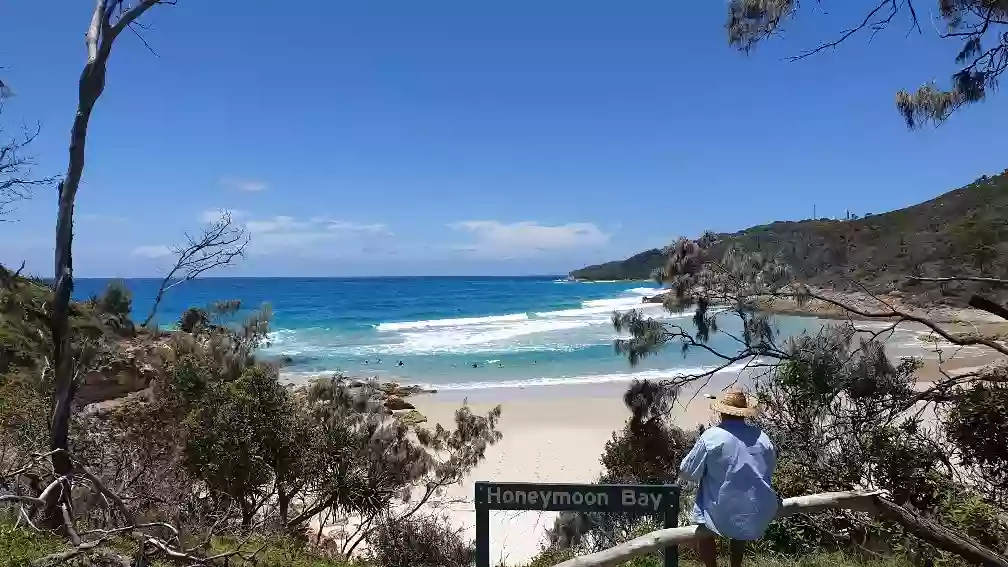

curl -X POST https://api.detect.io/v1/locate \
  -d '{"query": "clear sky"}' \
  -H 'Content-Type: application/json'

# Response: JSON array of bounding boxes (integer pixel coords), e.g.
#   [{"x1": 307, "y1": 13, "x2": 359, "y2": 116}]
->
[{"x1": 1, "y1": 1, "x2": 1005, "y2": 277}]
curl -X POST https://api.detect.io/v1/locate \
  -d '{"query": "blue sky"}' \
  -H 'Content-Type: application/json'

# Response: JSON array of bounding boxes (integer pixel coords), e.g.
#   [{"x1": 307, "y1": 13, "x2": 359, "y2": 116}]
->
[{"x1": 1, "y1": 1, "x2": 1006, "y2": 277}]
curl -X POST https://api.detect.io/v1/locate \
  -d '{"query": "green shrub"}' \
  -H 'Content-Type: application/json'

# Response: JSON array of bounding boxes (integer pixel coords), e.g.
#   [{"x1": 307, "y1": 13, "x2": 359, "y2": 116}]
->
[
  {"x1": 178, "y1": 306, "x2": 209, "y2": 333},
  {"x1": 944, "y1": 382, "x2": 1008, "y2": 494},
  {"x1": 96, "y1": 279, "x2": 135, "y2": 334},
  {"x1": 364, "y1": 514, "x2": 475, "y2": 567}
]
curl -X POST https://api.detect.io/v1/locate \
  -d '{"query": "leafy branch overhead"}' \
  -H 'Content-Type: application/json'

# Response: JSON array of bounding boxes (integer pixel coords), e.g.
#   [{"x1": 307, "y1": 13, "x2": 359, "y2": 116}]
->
[{"x1": 727, "y1": 0, "x2": 1008, "y2": 127}]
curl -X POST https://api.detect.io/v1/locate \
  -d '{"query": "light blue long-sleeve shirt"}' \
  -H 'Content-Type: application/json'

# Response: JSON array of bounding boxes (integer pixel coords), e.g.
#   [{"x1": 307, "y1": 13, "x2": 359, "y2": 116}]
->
[{"x1": 679, "y1": 419, "x2": 779, "y2": 540}]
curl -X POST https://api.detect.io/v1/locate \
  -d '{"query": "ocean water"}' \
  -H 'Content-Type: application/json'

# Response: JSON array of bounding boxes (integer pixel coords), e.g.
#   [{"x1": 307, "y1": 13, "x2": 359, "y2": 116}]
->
[{"x1": 71, "y1": 276, "x2": 881, "y2": 390}]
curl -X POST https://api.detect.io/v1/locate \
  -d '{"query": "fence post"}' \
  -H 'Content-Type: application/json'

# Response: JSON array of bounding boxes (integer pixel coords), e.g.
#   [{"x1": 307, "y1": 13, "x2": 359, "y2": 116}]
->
[
  {"x1": 664, "y1": 485, "x2": 680, "y2": 567},
  {"x1": 476, "y1": 482, "x2": 490, "y2": 567}
]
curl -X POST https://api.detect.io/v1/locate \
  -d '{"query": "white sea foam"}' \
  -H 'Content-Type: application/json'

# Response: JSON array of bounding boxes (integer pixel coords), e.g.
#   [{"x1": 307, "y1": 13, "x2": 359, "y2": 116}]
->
[
  {"x1": 626, "y1": 286, "x2": 664, "y2": 296},
  {"x1": 375, "y1": 313, "x2": 529, "y2": 331},
  {"x1": 281, "y1": 361, "x2": 754, "y2": 391},
  {"x1": 362, "y1": 288, "x2": 681, "y2": 355},
  {"x1": 269, "y1": 287, "x2": 693, "y2": 358}
]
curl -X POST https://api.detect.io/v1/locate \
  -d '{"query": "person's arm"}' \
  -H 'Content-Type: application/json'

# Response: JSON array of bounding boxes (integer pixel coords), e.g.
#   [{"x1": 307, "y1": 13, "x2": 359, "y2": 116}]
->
[
  {"x1": 767, "y1": 441, "x2": 778, "y2": 479},
  {"x1": 679, "y1": 438, "x2": 707, "y2": 483}
]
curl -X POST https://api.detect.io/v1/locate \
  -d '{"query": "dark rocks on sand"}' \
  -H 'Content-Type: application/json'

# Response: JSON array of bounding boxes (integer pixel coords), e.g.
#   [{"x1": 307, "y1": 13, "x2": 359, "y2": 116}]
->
[{"x1": 385, "y1": 397, "x2": 416, "y2": 411}]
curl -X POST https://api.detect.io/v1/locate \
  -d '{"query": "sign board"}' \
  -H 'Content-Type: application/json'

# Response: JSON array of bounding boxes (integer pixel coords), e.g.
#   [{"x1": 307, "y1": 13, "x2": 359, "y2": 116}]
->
[{"x1": 474, "y1": 482, "x2": 681, "y2": 567}]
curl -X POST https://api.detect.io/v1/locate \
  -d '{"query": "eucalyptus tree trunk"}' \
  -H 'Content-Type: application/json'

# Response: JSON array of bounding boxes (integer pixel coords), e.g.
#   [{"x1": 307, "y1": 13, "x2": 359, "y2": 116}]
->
[{"x1": 46, "y1": 0, "x2": 165, "y2": 529}]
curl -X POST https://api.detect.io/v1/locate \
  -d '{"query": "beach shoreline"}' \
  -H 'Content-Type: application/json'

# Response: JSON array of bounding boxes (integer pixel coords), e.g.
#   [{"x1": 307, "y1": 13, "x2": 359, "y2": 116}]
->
[
  {"x1": 367, "y1": 329, "x2": 1005, "y2": 565},
  {"x1": 276, "y1": 288, "x2": 1007, "y2": 565}
]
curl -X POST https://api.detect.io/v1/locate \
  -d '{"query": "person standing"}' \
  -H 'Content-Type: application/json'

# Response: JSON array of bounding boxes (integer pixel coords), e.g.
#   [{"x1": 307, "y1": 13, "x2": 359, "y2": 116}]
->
[{"x1": 679, "y1": 389, "x2": 779, "y2": 567}]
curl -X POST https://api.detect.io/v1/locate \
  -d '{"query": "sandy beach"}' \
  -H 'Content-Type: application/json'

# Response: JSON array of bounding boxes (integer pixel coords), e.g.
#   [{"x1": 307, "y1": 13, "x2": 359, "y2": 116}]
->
[
  {"x1": 408, "y1": 369, "x2": 773, "y2": 565},
  {"x1": 404, "y1": 329, "x2": 1005, "y2": 566}
]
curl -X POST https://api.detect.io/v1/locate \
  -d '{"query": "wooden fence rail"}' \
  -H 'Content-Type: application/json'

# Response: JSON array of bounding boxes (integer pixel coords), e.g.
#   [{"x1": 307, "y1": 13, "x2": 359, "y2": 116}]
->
[{"x1": 553, "y1": 491, "x2": 1008, "y2": 567}]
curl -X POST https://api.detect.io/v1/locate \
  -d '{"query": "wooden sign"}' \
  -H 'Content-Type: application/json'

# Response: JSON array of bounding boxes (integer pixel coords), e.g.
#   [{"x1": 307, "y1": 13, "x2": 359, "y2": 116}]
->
[{"x1": 474, "y1": 482, "x2": 681, "y2": 567}]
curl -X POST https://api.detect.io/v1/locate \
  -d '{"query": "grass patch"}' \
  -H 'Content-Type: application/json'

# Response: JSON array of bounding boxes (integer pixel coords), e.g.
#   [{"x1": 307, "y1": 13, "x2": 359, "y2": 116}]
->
[{"x1": 0, "y1": 521, "x2": 67, "y2": 567}]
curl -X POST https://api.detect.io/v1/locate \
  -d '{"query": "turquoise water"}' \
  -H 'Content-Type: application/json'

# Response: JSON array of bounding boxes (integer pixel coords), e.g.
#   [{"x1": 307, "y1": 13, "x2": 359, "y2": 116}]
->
[{"x1": 73, "y1": 276, "x2": 833, "y2": 389}]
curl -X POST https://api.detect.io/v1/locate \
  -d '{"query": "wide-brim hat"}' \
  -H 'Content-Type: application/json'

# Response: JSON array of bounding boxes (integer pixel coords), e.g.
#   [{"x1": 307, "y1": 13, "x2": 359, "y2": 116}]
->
[{"x1": 711, "y1": 388, "x2": 760, "y2": 417}]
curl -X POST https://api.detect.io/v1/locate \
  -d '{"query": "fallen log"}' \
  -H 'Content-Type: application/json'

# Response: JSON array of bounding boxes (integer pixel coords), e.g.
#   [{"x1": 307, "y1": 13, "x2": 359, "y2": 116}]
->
[{"x1": 553, "y1": 491, "x2": 1008, "y2": 567}]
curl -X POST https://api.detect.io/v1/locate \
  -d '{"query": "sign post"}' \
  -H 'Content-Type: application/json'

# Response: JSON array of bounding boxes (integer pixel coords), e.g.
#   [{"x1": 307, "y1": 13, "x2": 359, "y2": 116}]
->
[{"x1": 474, "y1": 482, "x2": 680, "y2": 567}]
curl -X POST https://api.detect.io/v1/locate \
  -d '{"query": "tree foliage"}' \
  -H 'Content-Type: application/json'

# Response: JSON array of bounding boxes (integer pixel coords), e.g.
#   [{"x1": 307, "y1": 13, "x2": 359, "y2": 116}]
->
[
  {"x1": 0, "y1": 276, "x2": 504, "y2": 565},
  {"x1": 603, "y1": 231, "x2": 1008, "y2": 563},
  {"x1": 726, "y1": 0, "x2": 1008, "y2": 127}
]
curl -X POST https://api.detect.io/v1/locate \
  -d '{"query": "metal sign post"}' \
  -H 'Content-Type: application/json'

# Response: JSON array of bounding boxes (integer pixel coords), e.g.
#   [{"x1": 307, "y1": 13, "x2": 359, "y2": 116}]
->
[{"x1": 474, "y1": 482, "x2": 680, "y2": 567}]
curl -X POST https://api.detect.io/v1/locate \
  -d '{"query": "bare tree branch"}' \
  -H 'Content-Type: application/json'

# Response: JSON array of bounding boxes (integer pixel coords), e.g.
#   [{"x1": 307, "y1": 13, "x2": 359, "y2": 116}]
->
[
  {"x1": 792, "y1": 286, "x2": 1008, "y2": 356},
  {"x1": 727, "y1": 0, "x2": 1008, "y2": 126},
  {"x1": 787, "y1": 0, "x2": 910, "y2": 61},
  {"x1": 0, "y1": 118, "x2": 56, "y2": 218},
  {"x1": 141, "y1": 211, "x2": 249, "y2": 327}
]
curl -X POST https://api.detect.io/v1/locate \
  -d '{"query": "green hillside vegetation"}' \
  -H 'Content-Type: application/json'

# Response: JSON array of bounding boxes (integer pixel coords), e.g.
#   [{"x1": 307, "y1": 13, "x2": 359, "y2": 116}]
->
[
  {"x1": 570, "y1": 249, "x2": 667, "y2": 281},
  {"x1": 571, "y1": 170, "x2": 1008, "y2": 305}
]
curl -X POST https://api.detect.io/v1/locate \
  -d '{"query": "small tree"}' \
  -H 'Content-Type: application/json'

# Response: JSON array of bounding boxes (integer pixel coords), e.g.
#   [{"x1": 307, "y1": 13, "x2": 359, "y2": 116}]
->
[
  {"x1": 266, "y1": 376, "x2": 502, "y2": 554},
  {"x1": 181, "y1": 360, "x2": 296, "y2": 528},
  {"x1": 548, "y1": 380, "x2": 703, "y2": 555},
  {"x1": 951, "y1": 215, "x2": 1001, "y2": 273}
]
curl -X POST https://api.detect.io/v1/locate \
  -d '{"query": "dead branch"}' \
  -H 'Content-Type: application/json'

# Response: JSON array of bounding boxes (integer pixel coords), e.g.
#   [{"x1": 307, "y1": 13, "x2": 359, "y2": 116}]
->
[
  {"x1": 31, "y1": 539, "x2": 117, "y2": 567},
  {"x1": 3, "y1": 448, "x2": 253, "y2": 566},
  {"x1": 0, "y1": 121, "x2": 56, "y2": 217},
  {"x1": 554, "y1": 491, "x2": 1008, "y2": 567},
  {"x1": 788, "y1": 0, "x2": 914, "y2": 61},
  {"x1": 141, "y1": 210, "x2": 249, "y2": 327}
]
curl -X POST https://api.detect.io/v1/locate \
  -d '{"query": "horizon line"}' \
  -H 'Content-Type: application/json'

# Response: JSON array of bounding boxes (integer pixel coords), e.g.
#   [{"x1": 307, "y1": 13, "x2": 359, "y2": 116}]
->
[{"x1": 71, "y1": 274, "x2": 577, "y2": 280}]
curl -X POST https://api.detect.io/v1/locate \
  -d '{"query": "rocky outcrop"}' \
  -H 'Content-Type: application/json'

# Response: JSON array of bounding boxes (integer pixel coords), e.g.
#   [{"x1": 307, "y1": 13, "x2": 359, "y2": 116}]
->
[
  {"x1": 336, "y1": 378, "x2": 436, "y2": 415},
  {"x1": 76, "y1": 338, "x2": 165, "y2": 405},
  {"x1": 643, "y1": 292, "x2": 670, "y2": 304},
  {"x1": 396, "y1": 409, "x2": 428, "y2": 426}
]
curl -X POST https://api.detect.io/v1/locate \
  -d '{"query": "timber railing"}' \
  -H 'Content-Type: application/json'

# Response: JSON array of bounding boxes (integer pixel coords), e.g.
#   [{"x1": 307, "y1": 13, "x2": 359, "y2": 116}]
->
[{"x1": 551, "y1": 491, "x2": 1008, "y2": 567}]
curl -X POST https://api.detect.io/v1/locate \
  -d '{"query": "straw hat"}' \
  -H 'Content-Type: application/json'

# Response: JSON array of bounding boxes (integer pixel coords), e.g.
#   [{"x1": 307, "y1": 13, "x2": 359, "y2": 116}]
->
[{"x1": 711, "y1": 388, "x2": 760, "y2": 418}]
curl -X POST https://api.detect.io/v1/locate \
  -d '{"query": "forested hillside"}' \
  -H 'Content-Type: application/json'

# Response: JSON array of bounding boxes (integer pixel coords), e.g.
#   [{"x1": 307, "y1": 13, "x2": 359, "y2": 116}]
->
[
  {"x1": 568, "y1": 249, "x2": 666, "y2": 281},
  {"x1": 572, "y1": 171, "x2": 1008, "y2": 304}
]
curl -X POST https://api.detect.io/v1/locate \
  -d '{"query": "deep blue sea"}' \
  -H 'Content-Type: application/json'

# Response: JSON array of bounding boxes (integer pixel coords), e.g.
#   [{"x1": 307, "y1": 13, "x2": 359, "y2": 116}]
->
[{"x1": 72, "y1": 276, "x2": 843, "y2": 390}]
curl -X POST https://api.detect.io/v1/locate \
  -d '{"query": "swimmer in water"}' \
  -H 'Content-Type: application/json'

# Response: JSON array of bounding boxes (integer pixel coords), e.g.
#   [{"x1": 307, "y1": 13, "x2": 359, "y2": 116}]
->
[
  {"x1": 397, "y1": 360, "x2": 404, "y2": 367},
  {"x1": 472, "y1": 363, "x2": 478, "y2": 368}
]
